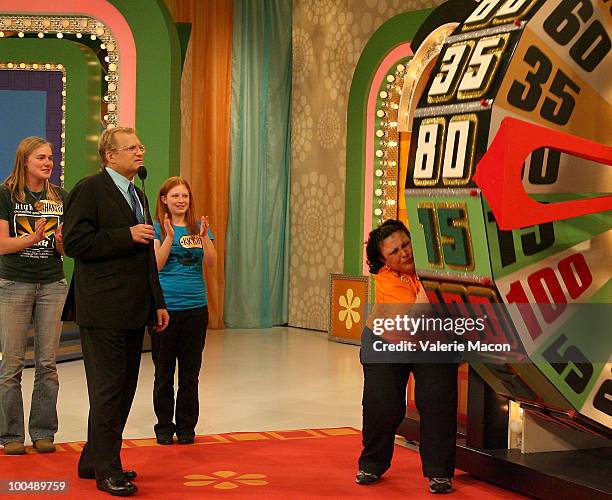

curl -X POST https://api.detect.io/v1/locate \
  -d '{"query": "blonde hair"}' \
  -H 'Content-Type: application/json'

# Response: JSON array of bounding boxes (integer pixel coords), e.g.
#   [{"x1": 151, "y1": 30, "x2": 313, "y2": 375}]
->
[
  {"x1": 3, "y1": 136, "x2": 61, "y2": 203},
  {"x1": 97, "y1": 126, "x2": 136, "y2": 166},
  {"x1": 155, "y1": 177, "x2": 199, "y2": 239}
]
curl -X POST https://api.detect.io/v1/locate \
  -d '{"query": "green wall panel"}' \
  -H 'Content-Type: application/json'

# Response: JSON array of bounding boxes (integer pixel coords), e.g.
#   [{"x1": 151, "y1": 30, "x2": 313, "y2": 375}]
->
[
  {"x1": 108, "y1": 0, "x2": 182, "y2": 197},
  {"x1": 344, "y1": 9, "x2": 433, "y2": 275}
]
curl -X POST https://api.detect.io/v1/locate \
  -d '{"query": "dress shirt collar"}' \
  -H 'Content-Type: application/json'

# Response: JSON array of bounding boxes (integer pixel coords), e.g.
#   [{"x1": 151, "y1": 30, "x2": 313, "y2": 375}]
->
[{"x1": 105, "y1": 166, "x2": 135, "y2": 195}]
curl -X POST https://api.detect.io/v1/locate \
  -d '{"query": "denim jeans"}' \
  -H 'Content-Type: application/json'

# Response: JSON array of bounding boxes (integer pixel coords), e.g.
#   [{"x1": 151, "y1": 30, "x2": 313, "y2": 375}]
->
[{"x1": 0, "y1": 278, "x2": 67, "y2": 444}]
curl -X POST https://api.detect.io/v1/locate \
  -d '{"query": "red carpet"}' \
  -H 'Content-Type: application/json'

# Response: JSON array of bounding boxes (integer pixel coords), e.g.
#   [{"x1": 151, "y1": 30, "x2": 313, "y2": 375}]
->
[{"x1": 0, "y1": 428, "x2": 525, "y2": 498}]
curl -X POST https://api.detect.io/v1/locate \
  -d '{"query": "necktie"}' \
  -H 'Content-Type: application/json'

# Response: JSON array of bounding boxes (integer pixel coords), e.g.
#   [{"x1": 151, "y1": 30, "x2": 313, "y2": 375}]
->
[{"x1": 128, "y1": 183, "x2": 145, "y2": 224}]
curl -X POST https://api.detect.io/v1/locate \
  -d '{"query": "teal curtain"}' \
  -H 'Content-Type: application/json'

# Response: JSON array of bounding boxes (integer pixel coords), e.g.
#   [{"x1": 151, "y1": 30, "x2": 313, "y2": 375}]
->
[{"x1": 225, "y1": 0, "x2": 292, "y2": 327}]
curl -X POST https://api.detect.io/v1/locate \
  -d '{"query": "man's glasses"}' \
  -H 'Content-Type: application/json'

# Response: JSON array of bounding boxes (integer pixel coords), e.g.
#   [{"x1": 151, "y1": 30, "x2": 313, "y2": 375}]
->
[{"x1": 114, "y1": 144, "x2": 146, "y2": 154}]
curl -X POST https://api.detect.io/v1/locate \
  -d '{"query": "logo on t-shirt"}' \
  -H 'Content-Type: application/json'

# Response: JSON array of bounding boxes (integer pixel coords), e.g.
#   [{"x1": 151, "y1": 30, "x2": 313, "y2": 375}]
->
[
  {"x1": 34, "y1": 199, "x2": 63, "y2": 216},
  {"x1": 15, "y1": 215, "x2": 59, "y2": 240},
  {"x1": 179, "y1": 234, "x2": 203, "y2": 249},
  {"x1": 12, "y1": 199, "x2": 62, "y2": 256}
]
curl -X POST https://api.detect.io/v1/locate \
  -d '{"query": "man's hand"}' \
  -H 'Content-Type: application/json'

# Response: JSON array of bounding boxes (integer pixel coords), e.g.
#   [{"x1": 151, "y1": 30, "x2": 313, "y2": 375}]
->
[
  {"x1": 130, "y1": 224, "x2": 154, "y2": 244},
  {"x1": 155, "y1": 309, "x2": 170, "y2": 332},
  {"x1": 55, "y1": 222, "x2": 63, "y2": 243},
  {"x1": 55, "y1": 222, "x2": 65, "y2": 254}
]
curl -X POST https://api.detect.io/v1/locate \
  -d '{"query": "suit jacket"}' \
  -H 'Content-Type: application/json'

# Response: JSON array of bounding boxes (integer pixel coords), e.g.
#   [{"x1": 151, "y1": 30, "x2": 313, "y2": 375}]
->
[{"x1": 62, "y1": 169, "x2": 165, "y2": 329}]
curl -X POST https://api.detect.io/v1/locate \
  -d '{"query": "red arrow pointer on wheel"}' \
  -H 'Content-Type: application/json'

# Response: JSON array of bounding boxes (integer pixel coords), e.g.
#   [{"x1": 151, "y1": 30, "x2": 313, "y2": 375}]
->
[{"x1": 473, "y1": 117, "x2": 612, "y2": 230}]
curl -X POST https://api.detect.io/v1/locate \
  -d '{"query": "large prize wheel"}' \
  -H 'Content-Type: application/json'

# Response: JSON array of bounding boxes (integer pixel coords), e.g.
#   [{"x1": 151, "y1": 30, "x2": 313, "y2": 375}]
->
[{"x1": 402, "y1": 0, "x2": 611, "y2": 437}]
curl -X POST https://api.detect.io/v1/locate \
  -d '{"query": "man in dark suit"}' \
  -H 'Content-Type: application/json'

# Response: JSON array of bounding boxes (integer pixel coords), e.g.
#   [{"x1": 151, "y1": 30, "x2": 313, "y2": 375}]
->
[{"x1": 62, "y1": 127, "x2": 169, "y2": 497}]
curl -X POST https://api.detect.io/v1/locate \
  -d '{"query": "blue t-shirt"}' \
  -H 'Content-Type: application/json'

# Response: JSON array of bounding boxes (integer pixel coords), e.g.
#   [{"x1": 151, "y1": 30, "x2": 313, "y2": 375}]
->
[{"x1": 154, "y1": 222, "x2": 214, "y2": 312}]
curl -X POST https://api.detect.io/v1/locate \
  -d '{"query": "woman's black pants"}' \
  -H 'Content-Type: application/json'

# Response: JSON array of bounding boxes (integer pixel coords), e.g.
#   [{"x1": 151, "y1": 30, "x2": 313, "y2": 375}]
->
[
  {"x1": 359, "y1": 362, "x2": 459, "y2": 478},
  {"x1": 150, "y1": 306, "x2": 208, "y2": 439}
]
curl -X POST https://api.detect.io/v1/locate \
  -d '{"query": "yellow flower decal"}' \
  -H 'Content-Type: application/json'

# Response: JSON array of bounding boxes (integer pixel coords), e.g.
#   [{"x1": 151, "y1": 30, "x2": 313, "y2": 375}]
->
[
  {"x1": 338, "y1": 288, "x2": 360, "y2": 329},
  {"x1": 184, "y1": 471, "x2": 268, "y2": 489}
]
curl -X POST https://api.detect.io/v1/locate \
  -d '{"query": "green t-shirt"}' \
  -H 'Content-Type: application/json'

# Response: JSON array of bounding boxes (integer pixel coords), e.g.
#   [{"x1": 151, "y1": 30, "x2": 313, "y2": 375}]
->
[{"x1": 0, "y1": 184, "x2": 67, "y2": 283}]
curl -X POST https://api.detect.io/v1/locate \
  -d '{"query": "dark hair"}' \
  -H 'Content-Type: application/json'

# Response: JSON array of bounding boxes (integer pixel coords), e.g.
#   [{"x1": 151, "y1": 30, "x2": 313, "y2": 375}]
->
[{"x1": 365, "y1": 219, "x2": 410, "y2": 274}]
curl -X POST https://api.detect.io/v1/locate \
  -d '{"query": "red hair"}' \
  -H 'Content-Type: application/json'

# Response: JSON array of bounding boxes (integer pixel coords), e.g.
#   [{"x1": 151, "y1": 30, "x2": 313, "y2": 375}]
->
[{"x1": 155, "y1": 176, "x2": 198, "y2": 238}]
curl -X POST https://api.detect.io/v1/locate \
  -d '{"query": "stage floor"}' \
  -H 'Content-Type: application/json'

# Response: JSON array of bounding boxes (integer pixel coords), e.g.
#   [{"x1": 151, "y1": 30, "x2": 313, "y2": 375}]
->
[{"x1": 19, "y1": 327, "x2": 365, "y2": 444}]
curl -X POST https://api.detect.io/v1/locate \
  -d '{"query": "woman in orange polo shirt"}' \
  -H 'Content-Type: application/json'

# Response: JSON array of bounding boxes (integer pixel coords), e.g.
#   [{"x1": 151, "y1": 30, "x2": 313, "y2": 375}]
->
[{"x1": 356, "y1": 219, "x2": 458, "y2": 495}]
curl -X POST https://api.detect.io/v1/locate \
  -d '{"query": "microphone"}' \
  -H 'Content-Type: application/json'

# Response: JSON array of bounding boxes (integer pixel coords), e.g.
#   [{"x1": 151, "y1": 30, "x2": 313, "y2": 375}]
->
[
  {"x1": 137, "y1": 166, "x2": 152, "y2": 225},
  {"x1": 137, "y1": 165, "x2": 147, "y2": 181}
]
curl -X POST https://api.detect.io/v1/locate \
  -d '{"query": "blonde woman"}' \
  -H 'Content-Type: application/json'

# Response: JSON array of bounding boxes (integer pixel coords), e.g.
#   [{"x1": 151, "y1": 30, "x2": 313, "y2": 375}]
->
[
  {"x1": 0, "y1": 137, "x2": 67, "y2": 455},
  {"x1": 152, "y1": 177, "x2": 216, "y2": 445}
]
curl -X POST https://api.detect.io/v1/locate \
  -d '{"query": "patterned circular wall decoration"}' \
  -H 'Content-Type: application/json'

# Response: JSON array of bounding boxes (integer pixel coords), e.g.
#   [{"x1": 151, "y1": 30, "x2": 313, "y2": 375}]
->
[
  {"x1": 291, "y1": 171, "x2": 342, "y2": 281},
  {"x1": 316, "y1": 108, "x2": 340, "y2": 150},
  {"x1": 322, "y1": 20, "x2": 361, "y2": 101},
  {"x1": 292, "y1": 26, "x2": 314, "y2": 86},
  {"x1": 303, "y1": 0, "x2": 337, "y2": 26},
  {"x1": 291, "y1": 93, "x2": 313, "y2": 164},
  {"x1": 288, "y1": 283, "x2": 328, "y2": 332}
]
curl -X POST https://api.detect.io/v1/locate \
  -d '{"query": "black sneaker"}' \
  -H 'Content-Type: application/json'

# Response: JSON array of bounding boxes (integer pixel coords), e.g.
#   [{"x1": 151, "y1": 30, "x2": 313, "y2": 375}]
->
[
  {"x1": 429, "y1": 477, "x2": 452, "y2": 494},
  {"x1": 355, "y1": 470, "x2": 380, "y2": 485}
]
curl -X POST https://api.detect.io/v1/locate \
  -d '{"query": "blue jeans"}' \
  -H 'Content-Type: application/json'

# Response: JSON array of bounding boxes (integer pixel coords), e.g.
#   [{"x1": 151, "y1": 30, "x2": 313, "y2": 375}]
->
[{"x1": 0, "y1": 279, "x2": 67, "y2": 444}]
